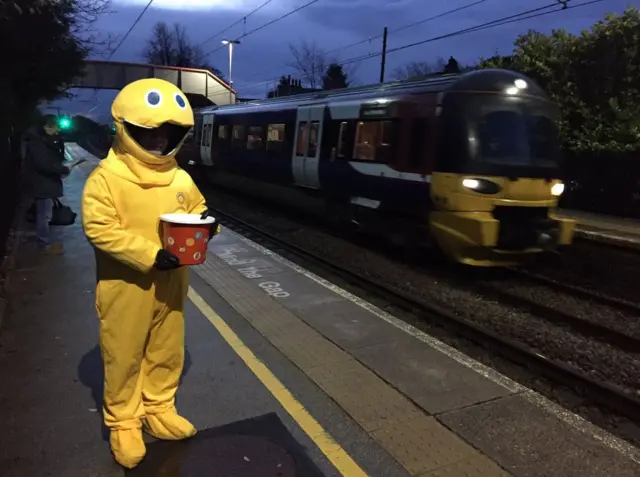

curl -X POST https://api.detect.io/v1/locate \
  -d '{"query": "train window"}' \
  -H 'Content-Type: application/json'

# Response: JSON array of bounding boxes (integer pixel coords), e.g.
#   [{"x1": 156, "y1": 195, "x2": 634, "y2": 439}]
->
[
  {"x1": 477, "y1": 111, "x2": 529, "y2": 164},
  {"x1": 410, "y1": 119, "x2": 428, "y2": 169},
  {"x1": 528, "y1": 115, "x2": 560, "y2": 163},
  {"x1": 194, "y1": 117, "x2": 203, "y2": 144},
  {"x1": 201, "y1": 124, "x2": 208, "y2": 146},
  {"x1": 247, "y1": 126, "x2": 264, "y2": 150},
  {"x1": 218, "y1": 125, "x2": 229, "y2": 140},
  {"x1": 203, "y1": 124, "x2": 212, "y2": 147},
  {"x1": 231, "y1": 125, "x2": 245, "y2": 148},
  {"x1": 296, "y1": 121, "x2": 308, "y2": 156},
  {"x1": 308, "y1": 121, "x2": 319, "y2": 157},
  {"x1": 353, "y1": 120, "x2": 394, "y2": 162},
  {"x1": 337, "y1": 121, "x2": 348, "y2": 158},
  {"x1": 267, "y1": 124, "x2": 285, "y2": 152}
]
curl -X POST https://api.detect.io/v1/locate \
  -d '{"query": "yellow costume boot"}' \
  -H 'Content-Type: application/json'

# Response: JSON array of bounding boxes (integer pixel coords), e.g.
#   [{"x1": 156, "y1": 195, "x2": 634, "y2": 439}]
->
[
  {"x1": 110, "y1": 427, "x2": 146, "y2": 469},
  {"x1": 143, "y1": 408, "x2": 197, "y2": 440}
]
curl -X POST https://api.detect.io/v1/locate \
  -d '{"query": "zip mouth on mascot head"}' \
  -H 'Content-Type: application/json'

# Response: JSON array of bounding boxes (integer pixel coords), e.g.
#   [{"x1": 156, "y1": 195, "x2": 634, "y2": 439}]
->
[{"x1": 111, "y1": 78, "x2": 195, "y2": 165}]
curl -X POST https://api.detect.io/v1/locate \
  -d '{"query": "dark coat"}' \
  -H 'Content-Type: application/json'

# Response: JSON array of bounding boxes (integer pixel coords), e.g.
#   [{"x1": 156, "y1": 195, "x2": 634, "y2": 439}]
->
[{"x1": 23, "y1": 127, "x2": 69, "y2": 199}]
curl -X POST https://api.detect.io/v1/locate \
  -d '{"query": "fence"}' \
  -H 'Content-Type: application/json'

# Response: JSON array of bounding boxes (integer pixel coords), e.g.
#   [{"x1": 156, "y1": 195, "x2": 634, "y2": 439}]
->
[
  {"x1": 0, "y1": 129, "x2": 22, "y2": 268},
  {"x1": 559, "y1": 152, "x2": 640, "y2": 218}
]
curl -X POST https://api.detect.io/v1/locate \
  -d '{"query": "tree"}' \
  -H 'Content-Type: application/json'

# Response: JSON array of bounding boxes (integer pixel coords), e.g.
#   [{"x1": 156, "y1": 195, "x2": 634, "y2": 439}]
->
[
  {"x1": 392, "y1": 58, "x2": 445, "y2": 81},
  {"x1": 443, "y1": 56, "x2": 460, "y2": 74},
  {"x1": 0, "y1": 0, "x2": 89, "y2": 132},
  {"x1": 287, "y1": 40, "x2": 332, "y2": 89},
  {"x1": 322, "y1": 63, "x2": 350, "y2": 90},
  {"x1": 3, "y1": 0, "x2": 113, "y2": 54},
  {"x1": 143, "y1": 22, "x2": 225, "y2": 80},
  {"x1": 477, "y1": 7, "x2": 640, "y2": 154}
]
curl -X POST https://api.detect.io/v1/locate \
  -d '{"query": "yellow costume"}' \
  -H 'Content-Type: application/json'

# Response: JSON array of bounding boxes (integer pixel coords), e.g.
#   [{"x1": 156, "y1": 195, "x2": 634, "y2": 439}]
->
[{"x1": 81, "y1": 78, "x2": 211, "y2": 469}]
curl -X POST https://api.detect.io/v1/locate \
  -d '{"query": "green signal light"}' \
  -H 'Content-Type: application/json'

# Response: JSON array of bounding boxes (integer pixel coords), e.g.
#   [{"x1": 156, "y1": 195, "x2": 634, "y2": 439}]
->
[{"x1": 59, "y1": 118, "x2": 71, "y2": 129}]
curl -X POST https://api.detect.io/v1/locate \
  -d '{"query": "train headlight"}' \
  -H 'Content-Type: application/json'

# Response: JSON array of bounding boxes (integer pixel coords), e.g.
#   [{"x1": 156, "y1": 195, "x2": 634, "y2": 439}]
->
[
  {"x1": 514, "y1": 79, "x2": 528, "y2": 89},
  {"x1": 462, "y1": 178, "x2": 501, "y2": 195},
  {"x1": 551, "y1": 183, "x2": 565, "y2": 197}
]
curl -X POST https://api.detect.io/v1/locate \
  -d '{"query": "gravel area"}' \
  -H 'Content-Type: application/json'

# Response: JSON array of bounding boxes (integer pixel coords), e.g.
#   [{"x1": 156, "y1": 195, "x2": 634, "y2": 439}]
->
[
  {"x1": 476, "y1": 275, "x2": 640, "y2": 342},
  {"x1": 201, "y1": 183, "x2": 640, "y2": 397},
  {"x1": 529, "y1": 240, "x2": 640, "y2": 304}
]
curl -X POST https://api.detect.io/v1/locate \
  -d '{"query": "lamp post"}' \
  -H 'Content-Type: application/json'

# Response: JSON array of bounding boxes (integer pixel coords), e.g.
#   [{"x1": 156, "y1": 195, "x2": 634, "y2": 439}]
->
[{"x1": 221, "y1": 39, "x2": 240, "y2": 104}]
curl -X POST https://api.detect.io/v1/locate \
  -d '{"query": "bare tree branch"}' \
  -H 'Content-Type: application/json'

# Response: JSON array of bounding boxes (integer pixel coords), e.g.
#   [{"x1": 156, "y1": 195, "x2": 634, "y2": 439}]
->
[
  {"x1": 142, "y1": 21, "x2": 225, "y2": 80},
  {"x1": 69, "y1": 0, "x2": 116, "y2": 56},
  {"x1": 287, "y1": 40, "x2": 334, "y2": 89},
  {"x1": 3, "y1": 0, "x2": 115, "y2": 55},
  {"x1": 392, "y1": 58, "x2": 446, "y2": 81}
]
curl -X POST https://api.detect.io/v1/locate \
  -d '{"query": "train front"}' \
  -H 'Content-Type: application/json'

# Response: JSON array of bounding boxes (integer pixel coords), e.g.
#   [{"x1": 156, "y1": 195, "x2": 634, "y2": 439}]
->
[{"x1": 429, "y1": 69, "x2": 576, "y2": 267}]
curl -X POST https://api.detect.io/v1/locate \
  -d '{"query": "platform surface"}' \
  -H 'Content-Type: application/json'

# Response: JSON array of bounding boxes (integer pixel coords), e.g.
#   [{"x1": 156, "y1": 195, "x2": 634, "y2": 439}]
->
[
  {"x1": 560, "y1": 208, "x2": 640, "y2": 245},
  {"x1": 0, "y1": 144, "x2": 638, "y2": 476}
]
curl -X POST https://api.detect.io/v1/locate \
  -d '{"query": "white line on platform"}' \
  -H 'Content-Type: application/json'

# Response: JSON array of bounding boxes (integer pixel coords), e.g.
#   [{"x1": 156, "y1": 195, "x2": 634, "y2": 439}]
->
[
  {"x1": 227, "y1": 229, "x2": 640, "y2": 465},
  {"x1": 576, "y1": 228, "x2": 640, "y2": 245}
]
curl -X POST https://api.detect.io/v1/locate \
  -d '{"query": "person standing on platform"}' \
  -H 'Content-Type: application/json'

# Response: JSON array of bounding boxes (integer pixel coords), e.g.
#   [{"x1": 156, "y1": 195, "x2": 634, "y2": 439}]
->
[
  {"x1": 81, "y1": 78, "x2": 219, "y2": 469},
  {"x1": 23, "y1": 114, "x2": 70, "y2": 254}
]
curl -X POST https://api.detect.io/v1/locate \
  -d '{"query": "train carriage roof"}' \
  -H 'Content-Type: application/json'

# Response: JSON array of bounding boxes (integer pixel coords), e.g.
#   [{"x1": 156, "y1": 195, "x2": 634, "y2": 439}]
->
[{"x1": 195, "y1": 69, "x2": 547, "y2": 116}]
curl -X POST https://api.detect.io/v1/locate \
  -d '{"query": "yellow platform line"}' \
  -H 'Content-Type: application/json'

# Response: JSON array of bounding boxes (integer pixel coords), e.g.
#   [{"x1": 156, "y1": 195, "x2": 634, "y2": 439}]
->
[{"x1": 188, "y1": 287, "x2": 369, "y2": 477}]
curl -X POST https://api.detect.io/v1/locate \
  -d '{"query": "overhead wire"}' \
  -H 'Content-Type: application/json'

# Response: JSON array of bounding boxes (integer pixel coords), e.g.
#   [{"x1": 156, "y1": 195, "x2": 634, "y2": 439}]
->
[
  {"x1": 195, "y1": 0, "x2": 275, "y2": 49},
  {"x1": 372, "y1": 0, "x2": 603, "y2": 62},
  {"x1": 202, "y1": 0, "x2": 320, "y2": 58},
  {"x1": 107, "y1": 0, "x2": 155, "y2": 60},
  {"x1": 210, "y1": 0, "x2": 600, "y2": 99},
  {"x1": 240, "y1": 0, "x2": 491, "y2": 94},
  {"x1": 85, "y1": 0, "x2": 155, "y2": 114},
  {"x1": 324, "y1": 0, "x2": 489, "y2": 56}
]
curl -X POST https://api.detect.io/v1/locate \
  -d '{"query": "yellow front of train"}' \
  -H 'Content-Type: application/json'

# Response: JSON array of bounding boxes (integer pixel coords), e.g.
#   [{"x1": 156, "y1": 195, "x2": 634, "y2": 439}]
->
[{"x1": 428, "y1": 69, "x2": 576, "y2": 266}]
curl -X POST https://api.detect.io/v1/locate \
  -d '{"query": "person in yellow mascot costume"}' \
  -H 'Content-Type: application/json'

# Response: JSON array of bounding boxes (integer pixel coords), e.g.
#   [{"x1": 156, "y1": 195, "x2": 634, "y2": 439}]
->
[{"x1": 81, "y1": 78, "x2": 218, "y2": 469}]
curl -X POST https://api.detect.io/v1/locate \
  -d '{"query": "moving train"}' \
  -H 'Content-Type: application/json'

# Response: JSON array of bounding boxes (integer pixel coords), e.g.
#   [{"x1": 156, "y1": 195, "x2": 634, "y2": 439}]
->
[{"x1": 178, "y1": 68, "x2": 576, "y2": 266}]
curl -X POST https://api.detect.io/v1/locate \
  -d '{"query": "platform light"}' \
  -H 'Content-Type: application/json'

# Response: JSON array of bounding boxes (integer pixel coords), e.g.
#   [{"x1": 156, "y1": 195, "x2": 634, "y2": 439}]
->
[{"x1": 551, "y1": 183, "x2": 565, "y2": 197}]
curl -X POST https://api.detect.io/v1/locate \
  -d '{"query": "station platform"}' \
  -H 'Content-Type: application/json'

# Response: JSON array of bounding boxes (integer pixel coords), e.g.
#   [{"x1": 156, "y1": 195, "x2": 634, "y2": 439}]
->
[
  {"x1": 0, "y1": 144, "x2": 639, "y2": 476},
  {"x1": 560, "y1": 209, "x2": 640, "y2": 246}
]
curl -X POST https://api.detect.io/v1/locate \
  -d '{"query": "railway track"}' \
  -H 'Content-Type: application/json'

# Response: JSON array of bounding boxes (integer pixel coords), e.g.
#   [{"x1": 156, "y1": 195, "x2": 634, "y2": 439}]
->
[
  {"x1": 470, "y1": 268, "x2": 640, "y2": 353},
  {"x1": 212, "y1": 208, "x2": 640, "y2": 424}
]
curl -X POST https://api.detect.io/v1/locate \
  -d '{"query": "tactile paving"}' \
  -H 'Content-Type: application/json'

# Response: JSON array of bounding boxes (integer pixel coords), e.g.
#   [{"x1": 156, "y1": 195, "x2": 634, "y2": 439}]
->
[{"x1": 195, "y1": 256, "x2": 511, "y2": 476}]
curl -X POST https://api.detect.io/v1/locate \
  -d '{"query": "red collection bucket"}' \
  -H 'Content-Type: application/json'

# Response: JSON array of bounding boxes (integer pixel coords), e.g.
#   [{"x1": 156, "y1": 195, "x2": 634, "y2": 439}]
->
[{"x1": 160, "y1": 213, "x2": 215, "y2": 265}]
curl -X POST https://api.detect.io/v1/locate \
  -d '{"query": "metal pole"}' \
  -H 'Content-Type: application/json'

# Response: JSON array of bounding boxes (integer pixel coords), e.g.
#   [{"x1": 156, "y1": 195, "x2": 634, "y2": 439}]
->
[
  {"x1": 228, "y1": 42, "x2": 233, "y2": 104},
  {"x1": 380, "y1": 27, "x2": 388, "y2": 83}
]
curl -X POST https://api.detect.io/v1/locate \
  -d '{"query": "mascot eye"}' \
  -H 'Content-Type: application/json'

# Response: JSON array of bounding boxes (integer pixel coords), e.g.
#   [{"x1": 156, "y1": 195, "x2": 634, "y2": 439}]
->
[
  {"x1": 146, "y1": 90, "x2": 162, "y2": 107},
  {"x1": 175, "y1": 93, "x2": 187, "y2": 109}
]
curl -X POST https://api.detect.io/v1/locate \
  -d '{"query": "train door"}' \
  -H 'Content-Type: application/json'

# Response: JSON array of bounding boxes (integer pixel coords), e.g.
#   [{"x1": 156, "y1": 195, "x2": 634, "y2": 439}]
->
[
  {"x1": 200, "y1": 114, "x2": 214, "y2": 166},
  {"x1": 292, "y1": 104, "x2": 324, "y2": 188}
]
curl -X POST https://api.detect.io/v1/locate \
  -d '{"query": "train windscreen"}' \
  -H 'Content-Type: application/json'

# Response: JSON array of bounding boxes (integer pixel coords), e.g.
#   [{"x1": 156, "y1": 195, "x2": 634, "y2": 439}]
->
[
  {"x1": 437, "y1": 93, "x2": 562, "y2": 176},
  {"x1": 466, "y1": 96, "x2": 561, "y2": 168}
]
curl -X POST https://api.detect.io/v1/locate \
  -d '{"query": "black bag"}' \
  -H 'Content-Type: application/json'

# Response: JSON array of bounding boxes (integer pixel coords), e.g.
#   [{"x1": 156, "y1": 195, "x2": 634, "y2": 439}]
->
[
  {"x1": 50, "y1": 199, "x2": 76, "y2": 226},
  {"x1": 25, "y1": 199, "x2": 76, "y2": 226}
]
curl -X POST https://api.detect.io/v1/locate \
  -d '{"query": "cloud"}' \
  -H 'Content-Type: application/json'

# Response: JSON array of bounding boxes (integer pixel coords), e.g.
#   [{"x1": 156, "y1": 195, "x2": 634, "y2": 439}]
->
[
  {"x1": 51, "y1": 0, "x2": 631, "y2": 121},
  {"x1": 114, "y1": 0, "x2": 259, "y2": 12}
]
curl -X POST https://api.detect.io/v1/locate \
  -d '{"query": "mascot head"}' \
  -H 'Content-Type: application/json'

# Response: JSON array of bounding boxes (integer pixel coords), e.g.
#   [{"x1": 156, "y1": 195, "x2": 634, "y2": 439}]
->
[{"x1": 111, "y1": 78, "x2": 194, "y2": 165}]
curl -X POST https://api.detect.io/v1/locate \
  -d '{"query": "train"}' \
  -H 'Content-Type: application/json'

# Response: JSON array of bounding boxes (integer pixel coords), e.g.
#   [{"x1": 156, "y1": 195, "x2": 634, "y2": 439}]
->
[{"x1": 178, "y1": 68, "x2": 576, "y2": 267}]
